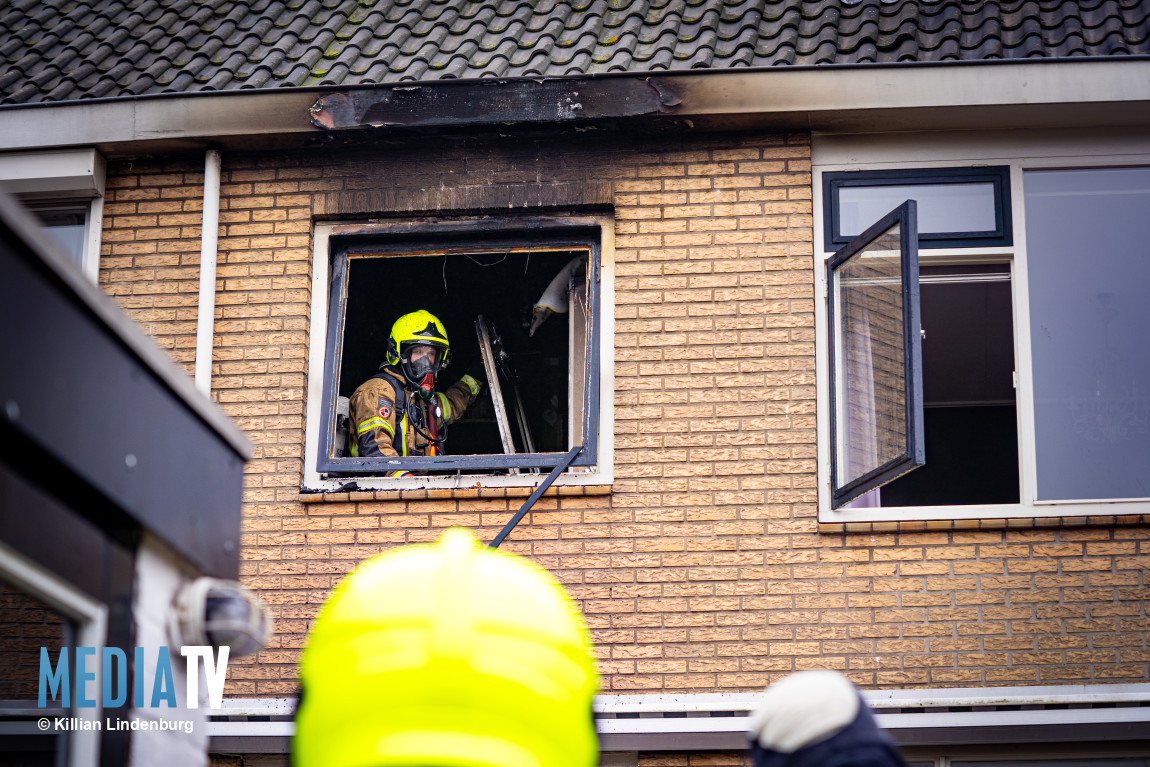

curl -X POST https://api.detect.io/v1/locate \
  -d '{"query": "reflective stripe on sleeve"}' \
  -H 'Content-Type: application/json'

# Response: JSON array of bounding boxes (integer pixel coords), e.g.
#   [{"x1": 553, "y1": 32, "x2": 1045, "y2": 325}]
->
[
  {"x1": 460, "y1": 374, "x2": 481, "y2": 396},
  {"x1": 436, "y1": 392, "x2": 452, "y2": 421},
  {"x1": 357, "y1": 417, "x2": 394, "y2": 439}
]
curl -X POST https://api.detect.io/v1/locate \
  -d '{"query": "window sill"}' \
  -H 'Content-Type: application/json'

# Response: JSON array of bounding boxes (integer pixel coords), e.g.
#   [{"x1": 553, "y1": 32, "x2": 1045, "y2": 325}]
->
[
  {"x1": 300, "y1": 483, "x2": 612, "y2": 505},
  {"x1": 818, "y1": 513, "x2": 1150, "y2": 535}
]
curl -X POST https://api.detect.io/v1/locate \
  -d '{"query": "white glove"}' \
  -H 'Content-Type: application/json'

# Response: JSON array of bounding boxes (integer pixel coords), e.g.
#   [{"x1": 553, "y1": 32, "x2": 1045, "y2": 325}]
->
[{"x1": 746, "y1": 670, "x2": 860, "y2": 753}]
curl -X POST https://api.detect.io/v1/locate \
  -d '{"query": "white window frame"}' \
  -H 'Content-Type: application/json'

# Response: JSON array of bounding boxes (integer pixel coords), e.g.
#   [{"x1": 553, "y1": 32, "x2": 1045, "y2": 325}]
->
[
  {"x1": 814, "y1": 128, "x2": 1150, "y2": 523},
  {"x1": 0, "y1": 540, "x2": 107, "y2": 767},
  {"x1": 302, "y1": 216, "x2": 615, "y2": 493},
  {"x1": 0, "y1": 149, "x2": 105, "y2": 282}
]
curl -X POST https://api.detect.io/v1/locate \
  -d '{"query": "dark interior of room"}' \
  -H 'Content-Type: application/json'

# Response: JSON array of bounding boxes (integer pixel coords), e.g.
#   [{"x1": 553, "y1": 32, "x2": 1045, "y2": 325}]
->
[
  {"x1": 337, "y1": 247, "x2": 584, "y2": 460},
  {"x1": 880, "y1": 266, "x2": 1020, "y2": 506}
]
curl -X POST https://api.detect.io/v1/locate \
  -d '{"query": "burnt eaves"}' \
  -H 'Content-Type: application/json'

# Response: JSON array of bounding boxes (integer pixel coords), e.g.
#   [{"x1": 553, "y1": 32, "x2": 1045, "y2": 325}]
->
[{"x1": 308, "y1": 75, "x2": 683, "y2": 130}]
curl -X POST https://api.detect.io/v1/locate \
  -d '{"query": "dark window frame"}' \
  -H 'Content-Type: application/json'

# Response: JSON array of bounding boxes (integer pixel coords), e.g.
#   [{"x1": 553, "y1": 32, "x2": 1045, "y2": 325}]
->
[
  {"x1": 824, "y1": 166, "x2": 1012, "y2": 249},
  {"x1": 827, "y1": 200, "x2": 925, "y2": 508},
  {"x1": 315, "y1": 217, "x2": 602, "y2": 476}
]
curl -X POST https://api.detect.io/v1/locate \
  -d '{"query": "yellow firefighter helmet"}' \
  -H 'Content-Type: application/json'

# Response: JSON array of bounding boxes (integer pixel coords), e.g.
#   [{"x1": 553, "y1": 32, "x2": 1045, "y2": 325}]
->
[{"x1": 293, "y1": 527, "x2": 599, "y2": 767}]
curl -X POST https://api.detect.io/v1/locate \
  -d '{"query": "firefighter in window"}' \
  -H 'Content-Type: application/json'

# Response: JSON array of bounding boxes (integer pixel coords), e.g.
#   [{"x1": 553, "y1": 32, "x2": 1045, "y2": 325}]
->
[{"x1": 349, "y1": 310, "x2": 485, "y2": 475}]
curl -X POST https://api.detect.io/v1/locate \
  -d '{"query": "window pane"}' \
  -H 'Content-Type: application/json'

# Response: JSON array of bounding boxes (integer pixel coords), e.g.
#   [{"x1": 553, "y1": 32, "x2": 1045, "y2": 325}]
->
[
  {"x1": 840, "y1": 183, "x2": 996, "y2": 238},
  {"x1": 832, "y1": 220, "x2": 911, "y2": 489},
  {"x1": 33, "y1": 206, "x2": 87, "y2": 268},
  {"x1": 1025, "y1": 167, "x2": 1150, "y2": 501}
]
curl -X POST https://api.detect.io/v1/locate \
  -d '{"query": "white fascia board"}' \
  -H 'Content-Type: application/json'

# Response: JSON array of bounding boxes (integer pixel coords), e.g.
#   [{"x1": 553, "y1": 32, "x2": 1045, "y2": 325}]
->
[
  {"x1": 215, "y1": 684, "x2": 1150, "y2": 718},
  {"x1": 600, "y1": 684, "x2": 1150, "y2": 712},
  {"x1": 675, "y1": 59, "x2": 1150, "y2": 126},
  {"x1": 1, "y1": 60, "x2": 1148, "y2": 152},
  {"x1": 863, "y1": 682, "x2": 1150, "y2": 708},
  {"x1": 0, "y1": 90, "x2": 321, "y2": 151},
  {"x1": 595, "y1": 708, "x2": 1150, "y2": 752}
]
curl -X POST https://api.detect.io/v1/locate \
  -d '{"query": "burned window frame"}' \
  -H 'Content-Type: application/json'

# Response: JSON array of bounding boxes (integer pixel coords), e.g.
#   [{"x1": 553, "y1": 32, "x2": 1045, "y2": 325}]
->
[{"x1": 314, "y1": 218, "x2": 603, "y2": 477}]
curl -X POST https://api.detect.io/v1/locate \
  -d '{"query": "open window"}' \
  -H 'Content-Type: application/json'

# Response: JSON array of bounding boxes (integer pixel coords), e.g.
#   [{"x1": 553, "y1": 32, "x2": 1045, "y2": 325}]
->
[
  {"x1": 827, "y1": 200, "x2": 924, "y2": 508},
  {"x1": 827, "y1": 181, "x2": 1023, "y2": 511},
  {"x1": 821, "y1": 154, "x2": 1150, "y2": 520},
  {"x1": 824, "y1": 166, "x2": 1029, "y2": 512},
  {"x1": 312, "y1": 220, "x2": 603, "y2": 478},
  {"x1": 876, "y1": 263, "x2": 1019, "y2": 507}
]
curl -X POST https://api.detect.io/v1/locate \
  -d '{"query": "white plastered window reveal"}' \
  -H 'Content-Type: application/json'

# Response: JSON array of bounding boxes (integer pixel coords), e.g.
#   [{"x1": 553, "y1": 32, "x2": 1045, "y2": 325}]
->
[{"x1": 302, "y1": 218, "x2": 615, "y2": 493}]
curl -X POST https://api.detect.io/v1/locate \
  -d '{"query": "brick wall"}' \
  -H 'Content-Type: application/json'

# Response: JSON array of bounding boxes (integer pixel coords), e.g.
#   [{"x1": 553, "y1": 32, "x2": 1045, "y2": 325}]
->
[
  {"x1": 0, "y1": 580, "x2": 66, "y2": 700},
  {"x1": 101, "y1": 163, "x2": 209, "y2": 374},
  {"x1": 99, "y1": 129, "x2": 1150, "y2": 697}
]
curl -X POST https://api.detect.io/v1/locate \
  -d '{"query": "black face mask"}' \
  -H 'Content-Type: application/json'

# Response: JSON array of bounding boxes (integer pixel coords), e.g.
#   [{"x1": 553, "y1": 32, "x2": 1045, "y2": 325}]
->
[{"x1": 400, "y1": 345, "x2": 443, "y2": 396}]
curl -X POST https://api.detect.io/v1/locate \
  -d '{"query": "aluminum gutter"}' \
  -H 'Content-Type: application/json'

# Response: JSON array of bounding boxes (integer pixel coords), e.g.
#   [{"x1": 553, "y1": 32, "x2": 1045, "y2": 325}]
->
[
  {"x1": 203, "y1": 685, "x2": 1150, "y2": 754},
  {"x1": 1, "y1": 59, "x2": 1148, "y2": 154}
]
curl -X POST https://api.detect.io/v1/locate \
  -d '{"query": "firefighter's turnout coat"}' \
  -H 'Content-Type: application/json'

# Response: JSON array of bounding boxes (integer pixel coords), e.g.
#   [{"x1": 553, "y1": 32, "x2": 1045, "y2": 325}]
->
[{"x1": 349, "y1": 366, "x2": 481, "y2": 470}]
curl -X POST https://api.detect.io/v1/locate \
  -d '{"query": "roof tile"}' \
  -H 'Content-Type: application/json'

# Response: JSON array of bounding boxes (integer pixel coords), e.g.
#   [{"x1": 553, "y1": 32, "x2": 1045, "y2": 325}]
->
[
  {"x1": 1, "y1": 0, "x2": 1147, "y2": 104},
  {"x1": 519, "y1": 47, "x2": 554, "y2": 74}
]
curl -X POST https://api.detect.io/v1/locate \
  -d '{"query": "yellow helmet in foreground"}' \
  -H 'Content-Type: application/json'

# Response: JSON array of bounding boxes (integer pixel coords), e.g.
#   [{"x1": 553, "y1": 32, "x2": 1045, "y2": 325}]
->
[{"x1": 293, "y1": 528, "x2": 599, "y2": 767}]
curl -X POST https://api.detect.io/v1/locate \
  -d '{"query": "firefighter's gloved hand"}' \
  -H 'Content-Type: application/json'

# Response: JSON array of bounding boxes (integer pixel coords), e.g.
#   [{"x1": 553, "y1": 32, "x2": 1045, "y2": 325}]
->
[
  {"x1": 465, "y1": 359, "x2": 488, "y2": 386},
  {"x1": 746, "y1": 670, "x2": 907, "y2": 767}
]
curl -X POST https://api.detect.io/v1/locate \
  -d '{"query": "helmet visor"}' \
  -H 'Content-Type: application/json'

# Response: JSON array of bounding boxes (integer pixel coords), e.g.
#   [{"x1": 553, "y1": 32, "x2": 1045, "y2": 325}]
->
[{"x1": 401, "y1": 343, "x2": 444, "y2": 382}]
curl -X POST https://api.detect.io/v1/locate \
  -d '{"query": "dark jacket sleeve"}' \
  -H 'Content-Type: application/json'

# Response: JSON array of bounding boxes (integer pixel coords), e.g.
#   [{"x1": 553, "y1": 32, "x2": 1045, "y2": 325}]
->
[
  {"x1": 435, "y1": 373, "x2": 482, "y2": 427},
  {"x1": 349, "y1": 378, "x2": 400, "y2": 459}
]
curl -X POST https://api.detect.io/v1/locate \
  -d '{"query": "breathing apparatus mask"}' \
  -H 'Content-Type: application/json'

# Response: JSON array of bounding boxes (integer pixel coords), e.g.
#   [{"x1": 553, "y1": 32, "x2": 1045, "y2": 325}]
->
[{"x1": 401, "y1": 344, "x2": 443, "y2": 401}]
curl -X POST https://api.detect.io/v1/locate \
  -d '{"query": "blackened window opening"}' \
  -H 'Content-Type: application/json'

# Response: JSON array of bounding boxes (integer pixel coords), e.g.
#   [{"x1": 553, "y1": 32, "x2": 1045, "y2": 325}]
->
[{"x1": 318, "y1": 225, "x2": 601, "y2": 477}]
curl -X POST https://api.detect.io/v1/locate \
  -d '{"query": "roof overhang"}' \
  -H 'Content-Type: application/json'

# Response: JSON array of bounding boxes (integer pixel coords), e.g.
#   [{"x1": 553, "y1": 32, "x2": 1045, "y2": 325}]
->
[{"x1": 1, "y1": 58, "x2": 1149, "y2": 156}]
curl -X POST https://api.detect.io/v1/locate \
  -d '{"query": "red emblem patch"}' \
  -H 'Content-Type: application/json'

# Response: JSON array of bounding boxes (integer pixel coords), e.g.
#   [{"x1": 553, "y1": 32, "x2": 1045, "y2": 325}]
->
[{"x1": 377, "y1": 397, "x2": 393, "y2": 420}]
